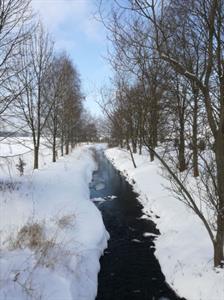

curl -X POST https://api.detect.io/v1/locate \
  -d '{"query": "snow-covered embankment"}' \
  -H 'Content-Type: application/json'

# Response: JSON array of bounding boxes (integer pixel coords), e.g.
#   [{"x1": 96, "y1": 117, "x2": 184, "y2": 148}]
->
[
  {"x1": 105, "y1": 147, "x2": 224, "y2": 300},
  {"x1": 0, "y1": 141, "x2": 108, "y2": 300}
]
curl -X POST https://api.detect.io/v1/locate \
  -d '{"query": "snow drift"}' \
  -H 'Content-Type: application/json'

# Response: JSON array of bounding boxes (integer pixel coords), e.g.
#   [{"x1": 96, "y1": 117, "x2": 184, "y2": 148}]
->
[{"x1": 0, "y1": 140, "x2": 108, "y2": 300}]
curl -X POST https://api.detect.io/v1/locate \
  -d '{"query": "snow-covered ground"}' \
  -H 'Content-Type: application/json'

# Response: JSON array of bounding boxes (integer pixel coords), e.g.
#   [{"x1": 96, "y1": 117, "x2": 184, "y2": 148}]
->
[
  {"x1": 105, "y1": 147, "x2": 224, "y2": 300},
  {"x1": 0, "y1": 138, "x2": 108, "y2": 300}
]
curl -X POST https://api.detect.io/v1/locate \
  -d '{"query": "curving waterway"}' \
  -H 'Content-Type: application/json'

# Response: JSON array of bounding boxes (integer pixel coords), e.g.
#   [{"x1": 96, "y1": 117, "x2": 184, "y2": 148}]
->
[{"x1": 90, "y1": 149, "x2": 185, "y2": 300}]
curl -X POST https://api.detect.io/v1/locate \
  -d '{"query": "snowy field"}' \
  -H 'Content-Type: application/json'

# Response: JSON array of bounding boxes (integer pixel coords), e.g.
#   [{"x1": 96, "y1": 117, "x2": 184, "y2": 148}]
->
[
  {"x1": 105, "y1": 147, "x2": 224, "y2": 300},
  {"x1": 0, "y1": 138, "x2": 108, "y2": 300}
]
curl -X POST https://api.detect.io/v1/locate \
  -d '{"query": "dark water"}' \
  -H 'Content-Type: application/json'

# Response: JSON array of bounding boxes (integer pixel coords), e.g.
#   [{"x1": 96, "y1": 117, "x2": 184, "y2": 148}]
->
[{"x1": 90, "y1": 150, "x2": 185, "y2": 300}]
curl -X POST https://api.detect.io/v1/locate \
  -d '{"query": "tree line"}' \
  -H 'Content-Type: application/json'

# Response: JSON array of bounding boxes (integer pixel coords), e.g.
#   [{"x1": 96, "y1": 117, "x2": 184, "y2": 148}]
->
[
  {"x1": 0, "y1": 0, "x2": 97, "y2": 169},
  {"x1": 99, "y1": 0, "x2": 224, "y2": 267}
]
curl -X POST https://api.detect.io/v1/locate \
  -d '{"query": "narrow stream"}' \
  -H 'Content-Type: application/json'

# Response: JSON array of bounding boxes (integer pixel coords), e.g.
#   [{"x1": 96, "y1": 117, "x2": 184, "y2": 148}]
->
[{"x1": 90, "y1": 150, "x2": 185, "y2": 300}]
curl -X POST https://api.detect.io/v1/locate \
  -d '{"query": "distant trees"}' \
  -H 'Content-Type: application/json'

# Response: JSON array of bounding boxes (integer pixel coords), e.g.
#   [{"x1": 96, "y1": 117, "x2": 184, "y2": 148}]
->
[
  {"x1": 43, "y1": 53, "x2": 84, "y2": 161},
  {"x1": 16, "y1": 29, "x2": 86, "y2": 167},
  {"x1": 42, "y1": 54, "x2": 66, "y2": 162},
  {"x1": 60, "y1": 57, "x2": 83, "y2": 155},
  {"x1": 100, "y1": 0, "x2": 224, "y2": 267},
  {"x1": 0, "y1": 0, "x2": 96, "y2": 168},
  {"x1": 77, "y1": 111, "x2": 98, "y2": 143}
]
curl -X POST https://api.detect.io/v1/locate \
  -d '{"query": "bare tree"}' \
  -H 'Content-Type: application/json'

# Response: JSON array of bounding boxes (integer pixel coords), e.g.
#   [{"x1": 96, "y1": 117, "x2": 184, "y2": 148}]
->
[
  {"x1": 59, "y1": 56, "x2": 83, "y2": 155},
  {"x1": 134, "y1": 0, "x2": 224, "y2": 267},
  {"x1": 43, "y1": 54, "x2": 69, "y2": 162},
  {"x1": 0, "y1": 0, "x2": 33, "y2": 116},
  {"x1": 16, "y1": 22, "x2": 53, "y2": 169},
  {"x1": 100, "y1": 0, "x2": 224, "y2": 266}
]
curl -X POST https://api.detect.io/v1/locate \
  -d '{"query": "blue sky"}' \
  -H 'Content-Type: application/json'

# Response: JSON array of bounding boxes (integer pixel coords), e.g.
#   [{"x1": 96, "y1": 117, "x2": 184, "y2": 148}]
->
[{"x1": 32, "y1": 0, "x2": 111, "y2": 117}]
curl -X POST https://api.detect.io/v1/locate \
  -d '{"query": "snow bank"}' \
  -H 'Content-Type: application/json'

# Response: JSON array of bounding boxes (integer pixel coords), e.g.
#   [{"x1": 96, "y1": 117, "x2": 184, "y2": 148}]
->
[
  {"x1": 0, "y1": 139, "x2": 108, "y2": 300},
  {"x1": 105, "y1": 147, "x2": 224, "y2": 300}
]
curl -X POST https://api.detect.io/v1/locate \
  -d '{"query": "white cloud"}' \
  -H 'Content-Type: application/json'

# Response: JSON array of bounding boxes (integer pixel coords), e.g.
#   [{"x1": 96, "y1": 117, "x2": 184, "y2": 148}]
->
[{"x1": 31, "y1": 0, "x2": 104, "y2": 43}]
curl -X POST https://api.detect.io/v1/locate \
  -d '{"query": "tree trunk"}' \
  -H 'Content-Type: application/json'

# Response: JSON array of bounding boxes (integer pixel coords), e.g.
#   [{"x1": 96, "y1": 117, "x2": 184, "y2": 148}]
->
[
  {"x1": 126, "y1": 138, "x2": 137, "y2": 168},
  {"x1": 52, "y1": 135, "x2": 56, "y2": 162},
  {"x1": 192, "y1": 88, "x2": 199, "y2": 177},
  {"x1": 129, "y1": 146, "x2": 137, "y2": 168},
  {"x1": 152, "y1": 106, "x2": 158, "y2": 148},
  {"x1": 131, "y1": 138, "x2": 137, "y2": 154},
  {"x1": 178, "y1": 122, "x2": 187, "y2": 172},
  {"x1": 119, "y1": 139, "x2": 123, "y2": 148},
  {"x1": 61, "y1": 135, "x2": 64, "y2": 156},
  {"x1": 214, "y1": 132, "x2": 224, "y2": 266},
  {"x1": 146, "y1": 136, "x2": 155, "y2": 162},
  {"x1": 150, "y1": 148, "x2": 154, "y2": 162},
  {"x1": 65, "y1": 140, "x2": 69, "y2": 155},
  {"x1": 192, "y1": 145, "x2": 199, "y2": 177},
  {"x1": 214, "y1": 216, "x2": 224, "y2": 267},
  {"x1": 34, "y1": 146, "x2": 39, "y2": 169},
  {"x1": 139, "y1": 138, "x2": 142, "y2": 155}
]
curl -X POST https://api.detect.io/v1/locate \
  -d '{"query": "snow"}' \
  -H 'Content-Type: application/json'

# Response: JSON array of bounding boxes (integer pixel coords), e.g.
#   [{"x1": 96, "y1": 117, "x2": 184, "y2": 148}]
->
[
  {"x1": 132, "y1": 239, "x2": 142, "y2": 243},
  {"x1": 105, "y1": 147, "x2": 224, "y2": 300},
  {"x1": 0, "y1": 138, "x2": 108, "y2": 300},
  {"x1": 143, "y1": 232, "x2": 158, "y2": 238},
  {"x1": 95, "y1": 182, "x2": 105, "y2": 191}
]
